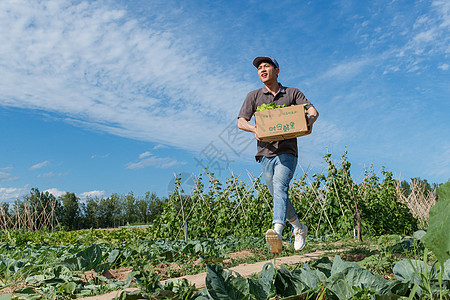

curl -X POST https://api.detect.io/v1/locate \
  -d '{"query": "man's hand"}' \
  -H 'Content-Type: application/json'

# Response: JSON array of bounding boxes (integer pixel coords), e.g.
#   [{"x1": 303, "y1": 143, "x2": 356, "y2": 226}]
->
[
  {"x1": 254, "y1": 125, "x2": 262, "y2": 141},
  {"x1": 238, "y1": 117, "x2": 262, "y2": 141},
  {"x1": 305, "y1": 106, "x2": 319, "y2": 135},
  {"x1": 306, "y1": 107, "x2": 319, "y2": 125},
  {"x1": 305, "y1": 117, "x2": 314, "y2": 135}
]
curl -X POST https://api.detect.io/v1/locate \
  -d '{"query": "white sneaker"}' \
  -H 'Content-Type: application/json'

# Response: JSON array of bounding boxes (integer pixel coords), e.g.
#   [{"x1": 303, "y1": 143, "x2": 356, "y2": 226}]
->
[
  {"x1": 293, "y1": 223, "x2": 308, "y2": 251},
  {"x1": 265, "y1": 229, "x2": 282, "y2": 253}
]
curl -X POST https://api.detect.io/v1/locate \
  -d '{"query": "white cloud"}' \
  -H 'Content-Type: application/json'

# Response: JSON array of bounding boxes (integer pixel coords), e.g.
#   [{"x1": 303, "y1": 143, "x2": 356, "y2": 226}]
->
[
  {"x1": 337, "y1": 0, "x2": 450, "y2": 77},
  {"x1": 396, "y1": 1, "x2": 450, "y2": 66},
  {"x1": 153, "y1": 144, "x2": 167, "y2": 150},
  {"x1": 0, "y1": 0, "x2": 250, "y2": 154},
  {"x1": 438, "y1": 63, "x2": 449, "y2": 70},
  {"x1": 0, "y1": 171, "x2": 20, "y2": 182},
  {"x1": 139, "y1": 151, "x2": 152, "y2": 159},
  {"x1": 91, "y1": 153, "x2": 110, "y2": 159},
  {"x1": 78, "y1": 190, "x2": 105, "y2": 200},
  {"x1": 318, "y1": 57, "x2": 374, "y2": 82},
  {"x1": 37, "y1": 172, "x2": 54, "y2": 178},
  {"x1": 44, "y1": 188, "x2": 66, "y2": 198},
  {"x1": 127, "y1": 154, "x2": 185, "y2": 170},
  {"x1": 36, "y1": 171, "x2": 68, "y2": 179},
  {"x1": 424, "y1": 142, "x2": 450, "y2": 180},
  {"x1": 413, "y1": 29, "x2": 436, "y2": 43},
  {"x1": 29, "y1": 160, "x2": 50, "y2": 170},
  {"x1": 0, "y1": 186, "x2": 29, "y2": 203},
  {"x1": 432, "y1": 1, "x2": 450, "y2": 29}
]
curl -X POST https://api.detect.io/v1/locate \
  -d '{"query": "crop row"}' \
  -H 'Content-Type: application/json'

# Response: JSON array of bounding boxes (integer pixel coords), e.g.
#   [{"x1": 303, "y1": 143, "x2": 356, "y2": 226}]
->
[{"x1": 0, "y1": 229, "x2": 448, "y2": 299}]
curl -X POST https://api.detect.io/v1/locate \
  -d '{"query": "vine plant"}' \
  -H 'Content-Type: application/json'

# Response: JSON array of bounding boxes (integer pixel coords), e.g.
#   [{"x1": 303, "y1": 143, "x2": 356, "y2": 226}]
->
[{"x1": 150, "y1": 151, "x2": 418, "y2": 241}]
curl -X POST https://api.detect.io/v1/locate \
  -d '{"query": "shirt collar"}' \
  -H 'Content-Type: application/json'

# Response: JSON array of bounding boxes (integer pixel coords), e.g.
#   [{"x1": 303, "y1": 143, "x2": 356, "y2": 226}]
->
[{"x1": 262, "y1": 83, "x2": 286, "y2": 94}]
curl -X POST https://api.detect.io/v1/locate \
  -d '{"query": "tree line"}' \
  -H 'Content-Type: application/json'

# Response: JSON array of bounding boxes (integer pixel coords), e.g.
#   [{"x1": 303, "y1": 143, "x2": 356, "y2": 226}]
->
[{"x1": 0, "y1": 188, "x2": 166, "y2": 231}]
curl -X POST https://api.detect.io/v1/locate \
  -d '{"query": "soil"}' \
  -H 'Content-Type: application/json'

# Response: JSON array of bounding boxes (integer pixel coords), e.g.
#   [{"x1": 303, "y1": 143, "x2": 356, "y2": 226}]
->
[
  {"x1": 0, "y1": 284, "x2": 28, "y2": 297},
  {"x1": 65, "y1": 267, "x2": 133, "y2": 284}
]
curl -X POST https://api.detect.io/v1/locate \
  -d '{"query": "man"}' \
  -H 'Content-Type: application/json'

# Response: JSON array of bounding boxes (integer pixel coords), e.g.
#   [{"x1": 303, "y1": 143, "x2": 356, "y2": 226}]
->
[{"x1": 237, "y1": 56, "x2": 319, "y2": 253}]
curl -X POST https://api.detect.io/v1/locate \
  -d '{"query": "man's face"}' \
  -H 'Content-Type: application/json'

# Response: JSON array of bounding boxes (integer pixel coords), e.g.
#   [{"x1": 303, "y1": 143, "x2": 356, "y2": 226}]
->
[{"x1": 257, "y1": 62, "x2": 279, "y2": 84}]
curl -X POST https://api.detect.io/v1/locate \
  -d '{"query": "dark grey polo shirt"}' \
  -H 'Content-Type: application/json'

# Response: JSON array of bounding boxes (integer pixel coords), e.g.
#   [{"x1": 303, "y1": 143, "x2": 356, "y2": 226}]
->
[{"x1": 238, "y1": 83, "x2": 314, "y2": 161}]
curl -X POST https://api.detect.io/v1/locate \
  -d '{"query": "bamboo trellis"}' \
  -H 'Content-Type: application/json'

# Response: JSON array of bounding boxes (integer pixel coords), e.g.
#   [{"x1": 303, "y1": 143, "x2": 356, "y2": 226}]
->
[
  {"x1": 168, "y1": 162, "x2": 436, "y2": 240},
  {"x1": 396, "y1": 180, "x2": 437, "y2": 228},
  {"x1": 0, "y1": 200, "x2": 60, "y2": 233}
]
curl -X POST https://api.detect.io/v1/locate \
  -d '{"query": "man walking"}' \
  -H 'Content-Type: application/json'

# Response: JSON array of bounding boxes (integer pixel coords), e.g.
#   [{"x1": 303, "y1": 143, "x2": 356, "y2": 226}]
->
[{"x1": 238, "y1": 56, "x2": 319, "y2": 253}]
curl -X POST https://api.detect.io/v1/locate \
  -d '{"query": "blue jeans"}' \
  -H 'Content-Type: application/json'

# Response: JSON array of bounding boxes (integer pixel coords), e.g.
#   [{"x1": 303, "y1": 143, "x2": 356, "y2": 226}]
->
[{"x1": 260, "y1": 154, "x2": 298, "y2": 225}]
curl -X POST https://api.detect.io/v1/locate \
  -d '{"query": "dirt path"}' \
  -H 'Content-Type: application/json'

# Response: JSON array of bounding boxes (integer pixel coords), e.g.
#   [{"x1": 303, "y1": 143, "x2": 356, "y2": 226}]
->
[{"x1": 80, "y1": 248, "x2": 345, "y2": 300}]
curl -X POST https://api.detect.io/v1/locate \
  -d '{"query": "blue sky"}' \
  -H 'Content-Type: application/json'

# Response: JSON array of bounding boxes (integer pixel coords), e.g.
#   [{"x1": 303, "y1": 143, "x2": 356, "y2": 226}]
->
[{"x1": 1, "y1": 0, "x2": 449, "y2": 203}]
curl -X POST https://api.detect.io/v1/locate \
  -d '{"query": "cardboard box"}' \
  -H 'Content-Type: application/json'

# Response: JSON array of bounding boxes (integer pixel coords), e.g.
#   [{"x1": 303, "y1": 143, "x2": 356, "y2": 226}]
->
[{"x1": 255, "y1": 105, "x2": 310, "y2": 141}]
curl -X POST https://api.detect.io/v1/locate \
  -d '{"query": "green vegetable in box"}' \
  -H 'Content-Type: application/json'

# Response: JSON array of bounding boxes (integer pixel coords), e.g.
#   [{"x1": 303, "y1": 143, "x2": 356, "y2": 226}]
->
[
  {"x1": 256, "y1": 103, "x2": 308, "y2": 112},
  {"x1": 256, "y1": 103, "x2": 286, "y2": 111}
]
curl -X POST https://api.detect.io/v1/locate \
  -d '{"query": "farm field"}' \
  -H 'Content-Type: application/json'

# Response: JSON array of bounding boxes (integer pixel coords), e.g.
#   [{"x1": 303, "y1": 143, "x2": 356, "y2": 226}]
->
[
  {"x1": 1, "y1": 161, "x2": 448, "y2": 299},
  {"x1": 0, "y1": 226, "x2": 448, "y2": 299}
]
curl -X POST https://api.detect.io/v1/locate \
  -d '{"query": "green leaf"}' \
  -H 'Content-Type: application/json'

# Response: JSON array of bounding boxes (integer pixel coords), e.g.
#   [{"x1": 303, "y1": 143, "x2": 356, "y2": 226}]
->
[
  {"x1": 12, "y1": 287, "x2": 42, "y2": 299},
  {"x1": 248, "y1": 263, "x2": 275, "y2": 299},
  {"x1": 437, "y1": 181, "x2": 450, "y2": 201},
  {"x1": 298, "y1": 269, "x2": 327, "y2": 290},
  {"x1": 328, "y1": 256, "x2": 390, "y2": 299},
  {"x1": 330, "y1": 255, "x2": 361, "y2": 276},
  {"x1": 413, "y1": 230, "x2": 426, "y2": 240},
  {"x1": 274, "y1": 265, "x2": 307, "y2": 297},
  {"x1": 108, "y1": 249, "x2": 121, "y2": 265},
  {"x1": 57, "y1": 244, "x2": 109, "y2": 273},
  {"x1": 393, "y1": 259, "x2": 430, "y2": 283},
  {"x1": 25, "y1": 274, "x2": 46, "y2": 285},
  {"x1": 205, "y1": 264, "x2": 249, "y2": 299},
  {"x1": 114, "y1": 291, "x2": 128, "y2": 300},
  {"x1": 421, "y1": 182, "x2": 450, "y2": 264},
  {"x1": 51, "y1": 265, "x2": 72, "y2": 278},
  {"x1": 57, "y1": 281, "x2": 77, "y2": 294},
  {"x1": 0, "y1": 294, "x2": 12, "y2": 300},
  {"x1": 80, "y1": 244, "x2": 103, "y2": 268},
  {"x1": 59, "y1": 256, "x2": 80, "y2": 271},
  {"x1": 312, "y1": 256, "x2": 333, "y2": 278},
  {"x1": 444, "y1": 259, "x2": 450, "y2": 281}
]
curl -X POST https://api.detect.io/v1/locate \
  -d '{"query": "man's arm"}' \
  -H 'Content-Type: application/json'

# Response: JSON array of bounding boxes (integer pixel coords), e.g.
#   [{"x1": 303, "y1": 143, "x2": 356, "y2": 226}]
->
[{"x1": 238, "y1": 117, "x2": 261, "y2": 141}]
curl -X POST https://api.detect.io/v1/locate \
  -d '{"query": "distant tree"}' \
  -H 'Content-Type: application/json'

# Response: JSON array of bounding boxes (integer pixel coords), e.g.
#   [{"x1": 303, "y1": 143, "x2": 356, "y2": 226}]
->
[
  {"x1": 98, "y1": 194, "x2": 121, "y2": 228},
  {"x1": 21, "y1": 188, "x2": 61, "y2": 230},
  {"x1": 399, "y1": 180, "x2": 411, "y2": 197},
  {"x1": 148, "y1": 195, "x2": 166, "y2": 223},
  {"x1": 123, "y1": 191, "x2": 136, "y2": 225},
  {"x1": 111, "y1": 193, "x2": 122, "y2": 227},
  {"x1": 83, "y1": 197, "x2": 99, "y2": 229},
  {"x1": 136, "y1": 192, "x2": 161, "y2": 224},
  {"x1": 136, "y1": 196, "x2": 149, "y2": 224},
  {"x1": 59, "y1": 192, "x2": 80, "y2": 231},
  {"x1": 98, "y1": 197, "x2": 111, "y2": 228}
]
